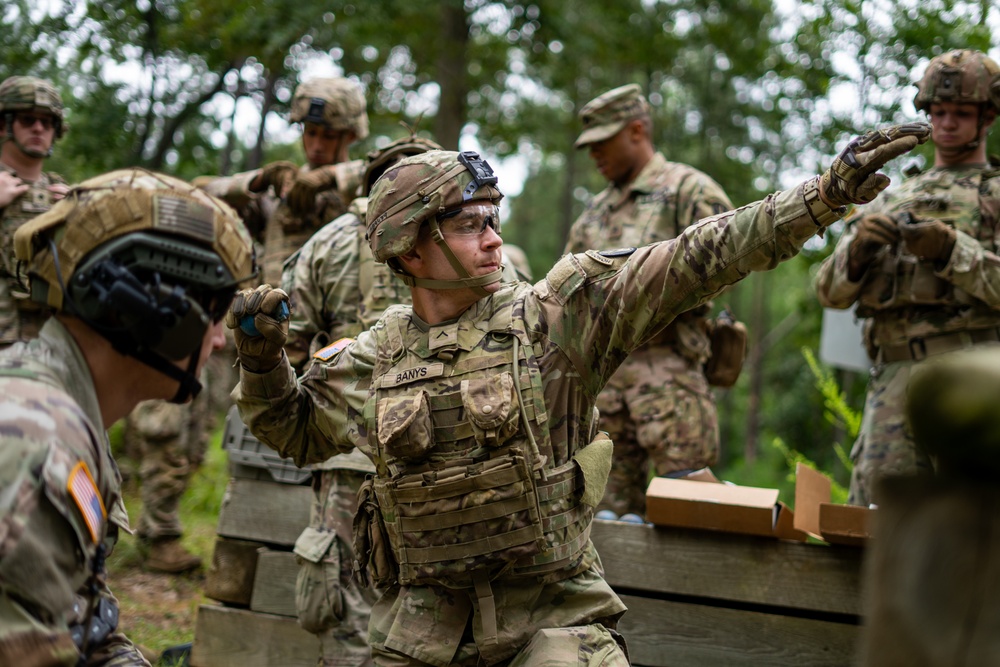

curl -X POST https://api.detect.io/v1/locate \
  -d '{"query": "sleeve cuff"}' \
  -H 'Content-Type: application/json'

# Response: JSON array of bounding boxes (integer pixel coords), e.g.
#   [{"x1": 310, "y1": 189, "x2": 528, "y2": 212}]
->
[{"x1": 802, "y1": 176, "x2": 846, "y2": 227}]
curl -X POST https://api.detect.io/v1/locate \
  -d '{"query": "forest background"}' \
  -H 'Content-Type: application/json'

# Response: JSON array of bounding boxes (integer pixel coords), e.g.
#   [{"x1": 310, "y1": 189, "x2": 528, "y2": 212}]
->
[{"x1": 5, "y1": 0, "x2": 1000, "y2": 498}]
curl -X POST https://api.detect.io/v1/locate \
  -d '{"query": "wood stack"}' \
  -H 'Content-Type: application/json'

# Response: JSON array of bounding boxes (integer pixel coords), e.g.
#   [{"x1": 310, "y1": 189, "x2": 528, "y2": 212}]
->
[{"x1": 190, "y1": 407, "x2": 318, "y2": 667}]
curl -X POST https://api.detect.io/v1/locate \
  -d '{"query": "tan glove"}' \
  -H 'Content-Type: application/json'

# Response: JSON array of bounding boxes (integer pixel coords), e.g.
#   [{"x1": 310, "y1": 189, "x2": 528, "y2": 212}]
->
[
  {"x1": 250, "y1": 160, "x2": 298, "y2": 195},
  {"x1": 226, "y1": 284, "x2": 290, "y2": 373},
  {"x1": 899, "y1": 217, "x2": 957, "y2": 262},
  {"x1": 847, "y1": 214, "x2": 902, "y2": 281},
  {"x1": 820, "y1": 123, "x2": 932, "y2": 207},
  {"x1": 286, "y1": 165, "x2": 339, "y2": 215}
]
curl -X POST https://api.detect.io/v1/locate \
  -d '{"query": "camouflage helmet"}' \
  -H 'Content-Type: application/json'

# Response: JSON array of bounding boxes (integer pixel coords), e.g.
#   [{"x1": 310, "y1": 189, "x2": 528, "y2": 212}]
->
[
  {"x1": 289, "y1": 77, "x2": 369, "y2": 140},
  {"x1": 914, "y1": 49, "x2": 1000, "y2": 113},
  {"x1": 366, "y1": 150, "x2": 503, "y2": 262},
  {"x1": 363, "y1": 134, "x2": 443, "y2": 195},
  {"x1": 14, "y1": 168, "x2": 257, "y2": 401},
  {"x1": 0, "y1": 75, "x2": 66, "y2": 137}
]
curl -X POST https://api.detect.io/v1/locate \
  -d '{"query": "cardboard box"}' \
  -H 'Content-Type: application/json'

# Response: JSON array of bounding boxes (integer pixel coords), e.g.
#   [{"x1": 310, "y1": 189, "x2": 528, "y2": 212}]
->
[
  {"x1": 645, "y1": 463, "x2": 873, "y2": 544},
  {"x1": 645, "y1": 475, "x2": 807, "y2": 541}
]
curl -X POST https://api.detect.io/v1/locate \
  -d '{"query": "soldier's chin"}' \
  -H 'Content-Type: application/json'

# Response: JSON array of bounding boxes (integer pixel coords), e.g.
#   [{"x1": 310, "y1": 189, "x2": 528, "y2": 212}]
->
[{"x1": 482, "y1": 279, "x2": 503, "y2": 293}]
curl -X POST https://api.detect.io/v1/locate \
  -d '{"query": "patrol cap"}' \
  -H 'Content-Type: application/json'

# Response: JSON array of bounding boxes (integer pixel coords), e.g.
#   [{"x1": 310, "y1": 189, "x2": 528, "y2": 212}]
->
[{"x1": 574, "y1": 83, "x2": 651, "y2": 149}]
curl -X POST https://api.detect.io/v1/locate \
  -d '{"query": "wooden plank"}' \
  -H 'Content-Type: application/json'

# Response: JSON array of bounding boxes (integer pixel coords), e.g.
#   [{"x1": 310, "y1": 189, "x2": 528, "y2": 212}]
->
[
  {"x1": 204, "y1": 537, "x2": 260, "y2": 606},
  {"x1": 591, "y1": 520, "x2": 863, "y2": 616},
  {"x1": 191, "y1": 604, "x2": 318, "y2": 667},
  {"x1": 216, "y1": 477, "x2": 312, "y2": 546},
  {"x1": 618, "y1": 594, "x2": 858, "y2": 667},
  {"x1": 251, "y1": 549, "x2": 298, "y2": 618}
]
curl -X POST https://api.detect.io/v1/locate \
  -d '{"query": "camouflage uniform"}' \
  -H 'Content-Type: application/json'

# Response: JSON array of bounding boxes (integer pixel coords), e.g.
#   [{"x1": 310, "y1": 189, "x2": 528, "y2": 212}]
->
[
  {"x1": 127, "y1": 370, "x2": 212, "y2": 544},
  {"x1": 235, "y1": 147, "x2": 854, "y2": 666},
  {"x1": 816, "y1": 165, "x2": 1000, "y2": 504},
  {"x1": 567, "y1": 84, "x2": 734, "y2": 516},
  {"x1": 201, "y1": 77, "x2": 369, "y2": 286},
  {"x1": 815, "y1": 51, "x2": 1000, "y2": 506},
  {"x1": 0, "y1": 76, "x2": 68, "y2": 349},
  {"x1": 0, "y1": 318, "x2": 147, "y2": 666},
  {"x1": 282, "y1": 181, "x2": 525, "y2": 666}
]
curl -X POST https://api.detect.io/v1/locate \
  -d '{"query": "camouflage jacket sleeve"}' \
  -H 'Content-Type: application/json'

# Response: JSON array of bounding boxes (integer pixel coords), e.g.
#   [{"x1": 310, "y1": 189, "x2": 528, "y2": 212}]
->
[
  {"x1": 282, "y1": 214, "x2": 365, "y2": 370},
  {"x1": 541, "y1": 177, "x2": 840, "y2": 395},
  {"x1": 235, "y1": 330, "x2": 378, "y2": 468},
  {"x1": 934, "y1": 224, "x2": 1000, "y2": 307},
  {"x1": 814, "y1": 211, "x2": 867, "y2": 309}
]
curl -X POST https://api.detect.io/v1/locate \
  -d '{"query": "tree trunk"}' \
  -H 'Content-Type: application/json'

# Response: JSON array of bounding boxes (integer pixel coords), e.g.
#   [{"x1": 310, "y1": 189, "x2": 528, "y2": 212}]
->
[
  {"x1": 744, "y1": 272, "x2": 769, "y2": 462},
  {"x1": 432, "y1": 1, "x2": 469, "y2": 150},
  {"x1": 248, "y1": 74, "x2": 276, "y2": 171}
]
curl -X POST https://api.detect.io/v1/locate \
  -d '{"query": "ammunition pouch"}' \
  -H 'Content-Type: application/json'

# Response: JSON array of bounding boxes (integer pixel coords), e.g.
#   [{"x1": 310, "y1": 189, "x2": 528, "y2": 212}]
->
[
  {"x1": 372, "y1": 451, "x2": 545, "y2": 589},
  {"x1": 353, "y1": 477, "x2": 398, "y2": 589},
  {"x1": 704, "y1": 317, "x2": 748, "y2": 388}
]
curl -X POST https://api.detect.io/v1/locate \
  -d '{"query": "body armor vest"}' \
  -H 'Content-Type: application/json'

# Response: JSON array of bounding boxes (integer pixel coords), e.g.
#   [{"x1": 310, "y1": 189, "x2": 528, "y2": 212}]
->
[
  {"x1": 354, "y1": 286, "x2": 598, "y2": 593},
  {"x1": 858, "y1": 169, "x2": 992, "y2": 317}
]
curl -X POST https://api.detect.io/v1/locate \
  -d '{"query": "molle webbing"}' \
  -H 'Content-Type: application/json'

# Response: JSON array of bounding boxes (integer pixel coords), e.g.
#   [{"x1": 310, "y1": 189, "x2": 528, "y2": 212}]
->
[{"x1": 373, "y1": 451, "x2": 546, "y2": 588}]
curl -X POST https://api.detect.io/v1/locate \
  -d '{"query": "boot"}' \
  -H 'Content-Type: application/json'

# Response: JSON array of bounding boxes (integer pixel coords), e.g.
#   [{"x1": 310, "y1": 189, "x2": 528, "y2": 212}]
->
[{"x1": 143, "y1": 538, "x2": 202, "y2": 573}]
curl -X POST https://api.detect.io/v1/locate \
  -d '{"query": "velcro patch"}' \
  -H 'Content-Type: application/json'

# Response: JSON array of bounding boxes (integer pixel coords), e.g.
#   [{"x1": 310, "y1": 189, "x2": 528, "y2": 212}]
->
[
  {"x1": 379, "y1": 362, "x2": 446, "y2": 388},
  {"x1": 313, "y1": 337, "x2": 354, "y2": 361},
  {"x1": 67, "y1": 461, "x2": 106, "y2": 544}
]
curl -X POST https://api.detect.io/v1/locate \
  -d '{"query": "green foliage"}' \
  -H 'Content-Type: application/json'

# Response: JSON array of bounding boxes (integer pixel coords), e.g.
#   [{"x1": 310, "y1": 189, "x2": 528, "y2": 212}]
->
[{"x1": 802, "y1": 345, "x2": 860, "y2": 469}]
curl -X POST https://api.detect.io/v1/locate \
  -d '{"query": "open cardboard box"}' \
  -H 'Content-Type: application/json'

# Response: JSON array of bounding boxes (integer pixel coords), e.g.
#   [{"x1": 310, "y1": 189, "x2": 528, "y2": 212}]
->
[{"x1": 645, "y1": 463, "x2": 873, "y2": 545}]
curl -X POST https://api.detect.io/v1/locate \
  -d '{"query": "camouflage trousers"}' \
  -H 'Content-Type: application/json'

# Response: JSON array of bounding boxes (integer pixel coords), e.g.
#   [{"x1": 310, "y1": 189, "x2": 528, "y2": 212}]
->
[
  {"x1": 597, "y1": 345, "x2": 718, "y2": 517},
  {"x1": 295, "y1": 469, "x2": 377, "y2": 667},
  {"x1": 848, "y1": 360, "x2": 933, "y2": 507},
  {"x1": 127, "y1": 372, "x2": 213, "y2": 541}
]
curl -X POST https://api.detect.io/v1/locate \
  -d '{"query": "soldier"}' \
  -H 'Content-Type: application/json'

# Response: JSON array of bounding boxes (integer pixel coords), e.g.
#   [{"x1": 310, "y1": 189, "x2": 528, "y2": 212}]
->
[
  {"x1": 283, "y1": 133, "x2": 531, "y2": 666},
  {"x1": 815, "y1": 49, "x2": 1000, "y2": 506},
  {"x1": 565, "y1": 83, "x2": 740, "y2": 518},
  {"x1": 202, "y1": 76, "x2": 370, "y2": 285},
  {"x1": 0, "y1": 75, "x2": 71, "y2": 349},
  {"x1": 228, "y1": 122, "x2": 927, "y2": 666},
  {"x1": 0, "y1": 168, "x2": 255, "y2": 666}
]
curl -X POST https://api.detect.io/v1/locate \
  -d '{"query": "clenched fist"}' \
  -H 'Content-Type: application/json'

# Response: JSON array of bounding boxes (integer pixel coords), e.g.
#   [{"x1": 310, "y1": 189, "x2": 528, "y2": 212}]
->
[
  {"x1": 226, "y1": 284, "x2": 290, "y2": 373},
  {"x1": 821, "y1": 123, "x2": 932, "y2": 208}
]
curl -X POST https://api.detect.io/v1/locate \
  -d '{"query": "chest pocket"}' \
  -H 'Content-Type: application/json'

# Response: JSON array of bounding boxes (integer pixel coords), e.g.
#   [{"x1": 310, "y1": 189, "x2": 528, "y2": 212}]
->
[
  {"x1": 377, "y1": 391, "x2": 434, "y2": 461},
  {"x1": 461, "y1": 372, "x2": 520, "y2": 448}
]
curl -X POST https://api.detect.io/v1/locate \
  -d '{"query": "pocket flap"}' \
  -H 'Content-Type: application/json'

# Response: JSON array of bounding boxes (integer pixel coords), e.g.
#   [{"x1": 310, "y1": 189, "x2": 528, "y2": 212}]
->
[
  {"x1": 294, "y1": 526, "x2": 337, "y2": 563},
  {"x1": 461, "y1": 373, "x2": 515, "y2": 429},
  {"x1": 377, "y1": 391, "x2": 432, "y2": 446}
]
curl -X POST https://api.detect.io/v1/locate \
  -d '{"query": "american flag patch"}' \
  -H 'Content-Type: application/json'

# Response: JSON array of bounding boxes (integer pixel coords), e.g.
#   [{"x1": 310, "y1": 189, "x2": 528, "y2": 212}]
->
[
  {"x1": 67, "y1": 461, "x2": 106, "y2": 544},
  {"x1": 313, "y1": 337, "x2": 354, "y2": 361}
]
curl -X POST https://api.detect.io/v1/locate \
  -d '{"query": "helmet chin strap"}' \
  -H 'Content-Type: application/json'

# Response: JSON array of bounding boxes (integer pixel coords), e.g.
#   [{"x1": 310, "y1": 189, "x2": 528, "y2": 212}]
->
[{"x1": 392, "y1": 217, "x2": 503, "y2": 296}]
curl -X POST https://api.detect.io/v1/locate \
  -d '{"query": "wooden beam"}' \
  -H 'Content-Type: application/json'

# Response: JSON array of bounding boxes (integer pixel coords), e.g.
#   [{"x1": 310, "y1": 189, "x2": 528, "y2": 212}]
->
[
  {"x1": 618, "y1": 594, "x2": 858, "y2": 667},
  {"x1": 251, "y1": 549, "x2": 298, "y2": 618},
  {"x1": 592, "y1": 520, "x2": 863, "y2": 616},
  {"x1": 204, "y1": 537, "x2": 261, "y2": 606},
  {"x1": 216, "y1": 478, "x2": 312, "y2": 546},
  {"x1": 191, "y1": 604, "x2": 319, "y2": 667}
]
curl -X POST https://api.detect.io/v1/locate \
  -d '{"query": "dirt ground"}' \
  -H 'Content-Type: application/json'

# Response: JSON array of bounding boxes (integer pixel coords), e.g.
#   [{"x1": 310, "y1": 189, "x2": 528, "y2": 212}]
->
[{"x1": 111, "y1": 562, "x2": 206, "y2": 664}]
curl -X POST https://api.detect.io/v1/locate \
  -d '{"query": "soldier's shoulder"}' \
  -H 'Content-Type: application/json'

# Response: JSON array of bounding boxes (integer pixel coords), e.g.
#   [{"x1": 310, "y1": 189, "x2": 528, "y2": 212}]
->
[
  {"x1": 534, "y1": 249, "x2": 633, "y2": 304},
  {"x1": 0, "y1": 366, "x2": 92, "y2": 452}
]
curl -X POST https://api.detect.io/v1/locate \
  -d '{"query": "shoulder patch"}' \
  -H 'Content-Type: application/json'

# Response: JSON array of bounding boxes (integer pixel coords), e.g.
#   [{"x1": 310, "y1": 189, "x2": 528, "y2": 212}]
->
[
  {"x1": 313, "y1": 337, "x2": 354, "y2": 361},
  {"x1": 598, "y1": 247, "x2": 636, "y2": 257},
  {"x1": 67, "y1": 461, "x2": 106, "y2": 544}
]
